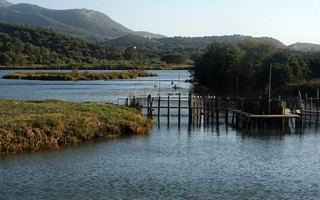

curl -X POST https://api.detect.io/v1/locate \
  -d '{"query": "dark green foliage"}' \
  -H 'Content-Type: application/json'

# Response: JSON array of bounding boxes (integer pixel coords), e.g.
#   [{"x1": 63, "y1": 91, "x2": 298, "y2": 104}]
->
[
  {"x1": 161, "y1": 53, "x2": 187, "y2": 64},
  {"x1": 192, "y1": 39, "x2": 310, "y2": 96},
  {"x1": 0, "y1": 22, "x2": 150, "y2": 66},
  {"x1": 309, "y1": 59, "x2": 320, "y2": 78},
  {"x1": 124, "y1": 47, "x2": 139, "y2": 61},
  {"x1": 193, "y1": 41, "x2": 244, "y2": 90}
]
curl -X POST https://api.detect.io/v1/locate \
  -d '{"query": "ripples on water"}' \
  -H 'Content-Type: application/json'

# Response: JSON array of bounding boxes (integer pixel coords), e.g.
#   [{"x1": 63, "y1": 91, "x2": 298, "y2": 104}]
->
[
  {"x1": 1, "y1": 121, "x2": 320, "y2": 199},
  {"x1": 0, "y1": 70, "x2": 320, "y2": 199}
]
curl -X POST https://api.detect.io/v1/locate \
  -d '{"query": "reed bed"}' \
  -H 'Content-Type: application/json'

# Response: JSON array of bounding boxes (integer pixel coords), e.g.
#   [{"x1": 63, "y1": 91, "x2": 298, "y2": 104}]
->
[{"x1": 0, "y1": 99, "x2": 153, "y2": 155}]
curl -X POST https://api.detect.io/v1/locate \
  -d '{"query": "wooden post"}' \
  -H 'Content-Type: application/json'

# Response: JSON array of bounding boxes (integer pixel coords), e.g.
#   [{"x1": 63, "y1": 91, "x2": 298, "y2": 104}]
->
[
  {"x1": 225, "y1": 98, "x2": 229, "y2": 124},
  {"x1": 147, "y1": 94, "x2": 153, "y2": 118},
  {"x1": 167, "y1": 95, "x2": 170, "y2": 125},
  {"x1": 158, "y1": 96, "x2": 161, "y2": 117},
  {"x1": 167, "y1": 95, "x2": 170, "y2": 116},
  {"x1": 317, "y1": 89, "x2": 319, "y2": 124},
  {"x1": 147, "y1": 95, "x2": 151, "y2": 118},
  {"x1": 188, "y1": 92, "x2": 192, "y2": 124},
  {"x1": 216, "y1": 98, "x2": 219, "y2": 124},
  {"x1": 298, "y1": 90, "x2": 301, "y2": 110},
  {"x1": 203, "y1": 96, "x2": 206, "y2": 124},
  {"x1": 133, "y1": 96, "x2": 136, "y2": 107},
  {"x1": 199, "y1": 96, "x2": 202, "y2": 124},
  {"x1": 305, "y1": 94, "x2": 308, "y2": 111},
  {"x1": 207, "y1": 95, "x2": 210, "y2": 124},
  {"x1": 178, "y1": 93, "x2": 181, "y2": 126},
  {"x1": 317, "y1": 89, "x2": 319, "y2": 111},
  {"x1": 196, "y1": 96, "x2": 199, "y2": 124},
  {"x1": 311, "y1": 97, "x2": 313, "y2": 122},
  {"x1": 211, "y1": 96, "x2": 214, "y2": 125}
]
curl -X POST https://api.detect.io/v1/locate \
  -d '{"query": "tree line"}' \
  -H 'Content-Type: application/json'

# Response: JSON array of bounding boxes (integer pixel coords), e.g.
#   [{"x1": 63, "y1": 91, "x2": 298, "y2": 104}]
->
[{"x1": 191, "y1": 39, "x2": 320, "y2": 97}]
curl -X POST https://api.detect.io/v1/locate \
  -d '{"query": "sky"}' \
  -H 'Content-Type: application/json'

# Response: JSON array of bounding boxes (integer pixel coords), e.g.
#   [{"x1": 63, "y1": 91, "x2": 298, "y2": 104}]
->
[{"x1": 8, "y1": 0, "x2": 320, "y2": 45}]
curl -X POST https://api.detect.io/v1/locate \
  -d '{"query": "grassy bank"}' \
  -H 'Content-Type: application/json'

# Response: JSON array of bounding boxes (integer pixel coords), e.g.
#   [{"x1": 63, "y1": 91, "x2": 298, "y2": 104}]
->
[
  {"x1": 3, "y1": 70, "x2": 158, "y2": 81},
  {"x1": 0, "y1": 99, "x2": 153, "y2": 155}
]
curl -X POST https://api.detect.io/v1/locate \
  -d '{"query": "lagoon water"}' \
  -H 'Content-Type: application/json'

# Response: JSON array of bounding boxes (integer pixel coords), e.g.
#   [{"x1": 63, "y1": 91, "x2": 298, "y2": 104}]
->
[{"x1": 0, "y1": 70, "x2": 320, "y2": 199}]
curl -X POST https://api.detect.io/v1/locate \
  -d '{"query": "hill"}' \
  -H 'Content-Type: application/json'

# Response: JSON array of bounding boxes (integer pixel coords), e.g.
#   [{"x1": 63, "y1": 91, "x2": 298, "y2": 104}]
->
[
  {"x1": 0, "y1": 1, "x2": 163, "y2": 42},
  {"x1": 0, "y1": 22, "x2": 125, "y2": 67},
  {"x1": 157, "y1": 35, "x2": 286, "y2": 49},
  {"x1": 104, "y1": 34, "x2": 161, "y2": 49},
  {"x1": 0, "y1": 0, "x2": 12, "y2": 7},
  {"x1": 105, "y1": 34, "x2": 286, "y2": 52},
  {"x1": 288, "y1": 42, "x2": 320, "y2": 52}
]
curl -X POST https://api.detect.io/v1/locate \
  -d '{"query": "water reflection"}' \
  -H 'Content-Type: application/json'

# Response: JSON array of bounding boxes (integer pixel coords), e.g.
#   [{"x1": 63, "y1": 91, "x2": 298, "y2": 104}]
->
[{"x1": 154, "y1": 114, "x2": 311, "y2": 142}]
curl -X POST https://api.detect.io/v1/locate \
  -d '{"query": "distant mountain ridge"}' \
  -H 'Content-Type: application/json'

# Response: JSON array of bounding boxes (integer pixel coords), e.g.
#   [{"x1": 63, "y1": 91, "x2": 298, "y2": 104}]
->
[
  {"x1": 0, "y1": 0, "x2": 164, "y2": 41},
  {"x1": 105, "y1": 34, "x2": 287, "y2": 51},
  {"x1": 0, "y1": 0, "x2": 12, "y2": 7},
  {"x1": 288, "y1": 42, "x2": 320, "y2": 52},
  {"x1": 0, "y1": 0, "x2": 319, "y2": 52}
]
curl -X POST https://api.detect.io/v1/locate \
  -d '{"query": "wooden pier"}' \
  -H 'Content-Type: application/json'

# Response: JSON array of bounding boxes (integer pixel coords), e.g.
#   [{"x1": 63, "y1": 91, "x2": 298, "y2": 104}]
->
[{"x1": 118, "y1": 91, "x2": 320, "y2": 130}]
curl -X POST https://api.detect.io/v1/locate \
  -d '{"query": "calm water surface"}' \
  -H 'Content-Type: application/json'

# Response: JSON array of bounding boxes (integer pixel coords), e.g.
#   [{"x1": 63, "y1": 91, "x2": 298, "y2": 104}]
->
[{"x1": 0, "y1": 70, "x2": 319, "y2": 199}]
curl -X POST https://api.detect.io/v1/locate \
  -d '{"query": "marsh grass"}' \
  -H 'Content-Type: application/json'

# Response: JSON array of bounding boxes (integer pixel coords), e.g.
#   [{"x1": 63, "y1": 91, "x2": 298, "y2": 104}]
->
[
  {"x1": 3, "y1": 70, "x2": 158, "y2": 81},
  {"x1": 0, "y1": 99, "x2": 153, "y2": 155}
]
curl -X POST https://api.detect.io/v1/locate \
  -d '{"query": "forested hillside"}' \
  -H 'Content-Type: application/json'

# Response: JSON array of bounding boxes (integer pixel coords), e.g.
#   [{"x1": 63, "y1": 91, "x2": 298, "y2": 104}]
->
[{"x1": 0, "y1": 22, "x2": 141, "y2": 67}]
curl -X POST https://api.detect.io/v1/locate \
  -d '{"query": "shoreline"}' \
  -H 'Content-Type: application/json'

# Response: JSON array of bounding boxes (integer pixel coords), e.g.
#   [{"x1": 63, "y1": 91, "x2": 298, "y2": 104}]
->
[{"x1": 2, "y1": 70, "x2": 158, "y2": 81}]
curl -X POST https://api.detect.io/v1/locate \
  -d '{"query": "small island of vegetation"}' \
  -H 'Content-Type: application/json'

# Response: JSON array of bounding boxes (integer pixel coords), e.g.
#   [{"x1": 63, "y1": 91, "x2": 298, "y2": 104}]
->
[
  {"x1": 3, "y1": 70, "x2": 158, "y2": 81},
  {"x1": 0, "y1": 99, "x2": 153, "y2": 155}
]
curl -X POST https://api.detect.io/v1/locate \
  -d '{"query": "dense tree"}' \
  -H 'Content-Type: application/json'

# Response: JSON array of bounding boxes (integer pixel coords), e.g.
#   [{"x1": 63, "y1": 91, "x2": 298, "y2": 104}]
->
[
  {"x1": 309, "y1": 59, "x2": 320, "y2": 78},
  {"x1": 124, "y1": 47, "x2": 139, "y2": 61},
  {"x1": 161, "y1": 53, "x2": 187, "y2": 64},
  {"x1": 259, "y1": 49, "x2": 310, "y2": 89},
  {"x1": 193, "y1": 41, "x2": 244, "y2": 90},
  {"x1": 192, "y1": 39, "x2": 310, "y2": 95}
]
